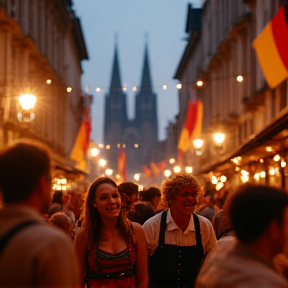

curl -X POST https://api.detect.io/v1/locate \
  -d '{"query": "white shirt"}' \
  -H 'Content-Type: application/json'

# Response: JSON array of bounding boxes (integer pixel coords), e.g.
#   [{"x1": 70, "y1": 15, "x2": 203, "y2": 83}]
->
[{"x1": 142, "y1": 209, "x2": 217, "y2": 257}]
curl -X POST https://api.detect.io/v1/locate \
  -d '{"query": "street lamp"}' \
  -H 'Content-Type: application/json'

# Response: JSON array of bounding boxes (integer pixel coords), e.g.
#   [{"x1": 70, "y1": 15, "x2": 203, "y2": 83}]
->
[
  {"x1": 193, "y1": 139, "x2": 204, "y2": 155},
  {"x1": 213, "y1": 132, "x2": 225, "y2": 145},
  {"x1": 17, "y1": 94, "x2": 36, "y2": 122},
  {"x1": 213, "y1": 132, "x2": 225, "y2": 154}
]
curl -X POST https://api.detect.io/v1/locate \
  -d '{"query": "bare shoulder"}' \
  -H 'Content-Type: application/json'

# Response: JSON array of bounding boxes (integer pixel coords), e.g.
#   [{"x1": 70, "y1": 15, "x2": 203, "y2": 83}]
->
[
  {"x1": 131, "y1": 221, "x2": 144, "y2": 233},
  {"x1": 74, "y1": 228, "x2": 87, "y2": 246},
  {"x1": 75, "y1": 228, "x2": 85, "y2": 238},
  {"x1": 131, "y1": 221, "x2": 146, "y2": 241}
]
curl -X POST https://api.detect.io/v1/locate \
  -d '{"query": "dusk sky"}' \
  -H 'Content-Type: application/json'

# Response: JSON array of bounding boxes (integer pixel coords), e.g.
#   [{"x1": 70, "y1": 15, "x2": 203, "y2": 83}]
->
[{"x1": 73, "y1": 0, "x2": 204, "y2": 143}]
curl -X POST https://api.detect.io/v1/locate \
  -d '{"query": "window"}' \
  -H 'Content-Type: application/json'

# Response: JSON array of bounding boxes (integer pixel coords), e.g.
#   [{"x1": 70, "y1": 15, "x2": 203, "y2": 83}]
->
[
  {"x1": 244, "y1": 121, "x2": 247, "y2": 139},
  {"x1": 238, "y1": 124, "x2": 242, "y2": 144},
  {"x1": 271, "y1": 89, "x2": 276, "y2": 119},
  {"x1": 250, "y1": 118, "x2": 254, "y2": 135},
  {"x1": 279, "y1": 81, "x2": 287, "y2": 111}
]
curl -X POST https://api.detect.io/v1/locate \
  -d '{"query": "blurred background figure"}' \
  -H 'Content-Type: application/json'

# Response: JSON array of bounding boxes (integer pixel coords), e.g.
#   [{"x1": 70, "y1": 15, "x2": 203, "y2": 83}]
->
[
  {"x1": 140, "y1": 187, "x2": 162, "y2": 212},
  {"x1": 62, "y1": 191, "x2": 71, "y2": 208},
  {"x1": 214, "y1": 192, "x2": 235, "y2": 247},
  {"x1": 48, "y1": 203, "x2": 63, "y2": 218},
  {"x1": 47, "y1": 201, "x2": 76, "y2": 239},
  {"x1": 212, "y1": 188, "x2": 231, "y2": 240},
  {"x1": 68, "y1": 188, "x2": 85, "y2": 219},
  {"x1": 49, "y1": 212, "x2": 73, "y2": 240},
  {"x1": 118, "y1": 181, "x2": 139, "y2": 211},
  {"x1": 51, "y1": 190, "x2": 63, "y2": 205},
  {"x1": 197, "y1": 188, "x2": 216, "y2": 222},
  {"x1": 118, "y1": 181, "x2": 156, "y2": 225}
]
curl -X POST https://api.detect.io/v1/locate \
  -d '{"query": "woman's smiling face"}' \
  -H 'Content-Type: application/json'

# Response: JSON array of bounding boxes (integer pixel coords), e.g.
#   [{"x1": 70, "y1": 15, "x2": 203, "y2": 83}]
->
[{"x1": 94, "y1": 183, "x2": 122, "y2": 218}]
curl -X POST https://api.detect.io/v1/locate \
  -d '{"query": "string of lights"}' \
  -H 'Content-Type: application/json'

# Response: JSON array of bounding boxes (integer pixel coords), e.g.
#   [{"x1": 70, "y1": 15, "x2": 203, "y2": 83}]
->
[
  {"x1": 91, "y1": 142, "x2": 147, "y2": 150},
  {"x1": 0, "y1": 72, "x2": 246, "y2": 97},
  {"x1": 82, "y1": 73, "x2": 245, "y2": 93},
  {"x1": 83, "y1": 82, "x2": 183, "y2": 93}
]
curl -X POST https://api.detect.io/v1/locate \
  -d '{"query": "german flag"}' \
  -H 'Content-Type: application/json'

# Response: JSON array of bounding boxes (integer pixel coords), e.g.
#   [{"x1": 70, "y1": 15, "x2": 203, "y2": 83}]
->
[
  {"x1": 143, "y1": 165, "x2": 152, "y2": 177},
  {"x1": 70, "y1": 104, "x2": 91, "y2": 172},
  {"x1": 253, "y1": 6, "x2": 288, "y2": 88},
  {"x1": 150, "y1": 162, "x2": 160, "y2": 176},
  {"x1": 178, "y1": 90, "x2": 203, "y2": 153},
  {"x1": 158, "y1": 161, "x2": 166, "y2": 171}
]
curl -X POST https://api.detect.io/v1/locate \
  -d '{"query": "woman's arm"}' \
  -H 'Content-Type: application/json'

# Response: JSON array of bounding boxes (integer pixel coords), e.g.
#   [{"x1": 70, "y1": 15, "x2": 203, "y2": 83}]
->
[
  {"x1": 132, "y1": 222, "x2": 149, "y2": 288},
  {"x1": 74, "y1": 229, "x2": 87, "y2": 288}
]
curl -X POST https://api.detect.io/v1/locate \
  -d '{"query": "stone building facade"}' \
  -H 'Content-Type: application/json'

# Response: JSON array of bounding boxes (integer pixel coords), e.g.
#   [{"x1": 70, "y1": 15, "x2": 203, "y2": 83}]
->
[
  {"x1": 173, "y1": 0, "x2": 288, "y2": 188},
  {"x1": 0, "y1": 0, "x2": 89, "y2": 185}
]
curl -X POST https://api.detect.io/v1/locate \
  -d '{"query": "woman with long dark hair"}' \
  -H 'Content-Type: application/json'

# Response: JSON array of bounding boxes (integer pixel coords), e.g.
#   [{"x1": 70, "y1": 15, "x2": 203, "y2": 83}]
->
[{"x1": 74, "y1": 176, "x2": 148, "y2": 288}]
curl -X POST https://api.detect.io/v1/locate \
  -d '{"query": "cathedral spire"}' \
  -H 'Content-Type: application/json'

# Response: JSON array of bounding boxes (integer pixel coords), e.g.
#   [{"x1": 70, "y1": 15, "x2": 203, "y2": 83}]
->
[
  {"x1": 140, "y1": 43, "x2": 152, "y2": 91},
  {"x1": 110, "y1": 41, "x2": 122, "y2": 90}
]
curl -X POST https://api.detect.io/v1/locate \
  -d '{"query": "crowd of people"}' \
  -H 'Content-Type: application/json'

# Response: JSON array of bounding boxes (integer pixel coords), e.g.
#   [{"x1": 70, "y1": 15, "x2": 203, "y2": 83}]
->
[{"x1": 1, "y1": 139, "x2": 288, "y2": 288}]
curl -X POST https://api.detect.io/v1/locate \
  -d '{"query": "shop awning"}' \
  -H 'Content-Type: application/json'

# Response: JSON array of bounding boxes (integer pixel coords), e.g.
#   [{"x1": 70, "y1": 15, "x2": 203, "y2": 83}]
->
[
  {"x1": 197, "y1": 106, "x2": 288, "y2": 175},
  {"x1": 52, "y1": 153, "x2": 88, "y2": 176}
]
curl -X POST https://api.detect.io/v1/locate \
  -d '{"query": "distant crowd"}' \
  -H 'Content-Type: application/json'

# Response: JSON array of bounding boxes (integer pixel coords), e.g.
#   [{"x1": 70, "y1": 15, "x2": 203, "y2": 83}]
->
[{"x1": 0, "y1": 139, "x2": 288, "y2": 288}]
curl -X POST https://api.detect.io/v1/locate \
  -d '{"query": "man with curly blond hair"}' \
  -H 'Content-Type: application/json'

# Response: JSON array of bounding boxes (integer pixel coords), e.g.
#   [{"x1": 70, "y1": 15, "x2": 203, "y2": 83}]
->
[{"x1": 143, "y1": 174, "x2": 217, "y2": 288}]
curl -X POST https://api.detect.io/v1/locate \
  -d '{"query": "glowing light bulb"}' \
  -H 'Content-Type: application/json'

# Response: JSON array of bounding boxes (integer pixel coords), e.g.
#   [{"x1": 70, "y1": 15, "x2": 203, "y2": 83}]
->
[
  {"x1": 185, "y1": 166, "x2": 193, "y2": 173},
  {"x1": 173, "y1": 166, "x2": 181, "y2": 173},
  {"x1": 19, "y1": 94, "x2": 36, "y2": 110},
  {"x1": 273, "y1": 154, "x2": 280, "y2": 162},
  {"x1": 164, "y1": 169, "x2": 171, "y2": 177},
  {"x1": 236, "y1": 75, "x2": 244, "y2": 82},
  {"x1": 134, "y1": 174, "x2": 140, "y2": 181}
]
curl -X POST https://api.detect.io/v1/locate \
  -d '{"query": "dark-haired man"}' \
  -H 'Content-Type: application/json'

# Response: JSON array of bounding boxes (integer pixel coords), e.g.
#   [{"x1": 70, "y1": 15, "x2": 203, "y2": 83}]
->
[
  {"x1": 0, "y1": 140, "x2": 79, "y2": 287},
  {"x1": 140, "y1": 186, "x2": 162, "y2": 211},
  {"x1": 118, "y1": 181, "x2": 155, "y2": 225},
  {"x1": 118, "y1": 181, "x2": 139, "y2": 210},
  {"x1": 195, "y1": 184, "x2": 288, "y2": 288}
]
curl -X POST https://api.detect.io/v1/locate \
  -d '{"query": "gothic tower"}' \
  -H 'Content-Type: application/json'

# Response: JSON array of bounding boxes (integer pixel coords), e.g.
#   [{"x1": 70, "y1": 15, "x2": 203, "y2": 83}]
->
[
  {"x1": 104, "y1": 44, "x2": 128, "y2": 171},
  {"x1": 103, "y1": 42, "x2": 158, "y2": 179},
  {"x1": 134, "y1": 44, "x2": 158, "y2": 164}
]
